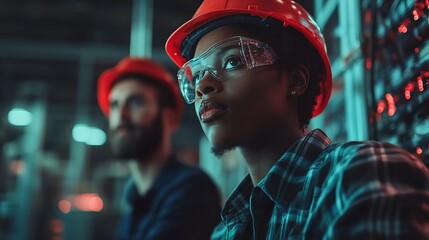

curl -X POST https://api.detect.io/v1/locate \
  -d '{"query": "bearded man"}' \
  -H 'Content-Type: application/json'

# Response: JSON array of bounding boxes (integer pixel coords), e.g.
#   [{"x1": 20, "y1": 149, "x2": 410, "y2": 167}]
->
[{"x1": 97, "y1": 57, "x2": 221, "y2": 240}]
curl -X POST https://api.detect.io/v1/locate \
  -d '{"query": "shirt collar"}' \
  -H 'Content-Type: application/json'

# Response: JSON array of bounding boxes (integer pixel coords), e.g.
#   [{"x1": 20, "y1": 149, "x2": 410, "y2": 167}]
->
[
  {"x1": 126, "y1": 154, "x2": 181, "y2": 204},
  {"x1": 221, "y1": 129, "x2": 332, "y2": 221},
  {"x1": 221, "y1": 175, "x2": 253, "y2": 223},
  {"x1": 259, "y1": 129, "x2": 332, "y2": 207}
]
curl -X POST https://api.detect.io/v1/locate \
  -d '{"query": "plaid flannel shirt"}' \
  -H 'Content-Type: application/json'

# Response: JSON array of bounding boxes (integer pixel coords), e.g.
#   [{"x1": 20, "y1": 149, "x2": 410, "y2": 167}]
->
[{"x1": 211, "y1": 129, "x2": 429, "y2": 240}]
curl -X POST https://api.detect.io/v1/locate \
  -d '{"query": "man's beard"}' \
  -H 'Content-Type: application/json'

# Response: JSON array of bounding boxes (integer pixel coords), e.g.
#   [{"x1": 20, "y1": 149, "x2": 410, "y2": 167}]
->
[{"x1": 109, "y1": 112, "x2": 163, "y2": 162}]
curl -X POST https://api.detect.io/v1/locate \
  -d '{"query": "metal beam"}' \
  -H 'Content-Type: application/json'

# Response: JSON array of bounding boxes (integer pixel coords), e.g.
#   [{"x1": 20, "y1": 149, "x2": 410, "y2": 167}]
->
[
  {"x1": 314, "y1": 0, "x2": 339, "y2": 30},
  {"x1": 130, "y1": 0, "x2": 154, "y2": 57},
  {"x1": 0, "y1": 39, "x2": 172, "y2": 64},
  {"x1": 339, "y1": 0, "x2": 369, "y2": 140}
]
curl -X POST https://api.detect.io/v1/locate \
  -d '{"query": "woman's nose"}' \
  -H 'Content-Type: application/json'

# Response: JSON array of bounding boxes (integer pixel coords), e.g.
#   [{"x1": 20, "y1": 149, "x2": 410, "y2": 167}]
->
[{"x1": 195, "y1": 70, "x2": 221, "y2": 98}]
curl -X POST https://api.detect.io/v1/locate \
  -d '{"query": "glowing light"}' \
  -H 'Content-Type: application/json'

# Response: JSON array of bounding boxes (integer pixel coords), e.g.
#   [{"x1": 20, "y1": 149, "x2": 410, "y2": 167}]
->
[
  {"x1": 404, "y1": 82, "x2": 414, "y2": 100},
  {"x1": 50, "y1": 219, "x2": 64, "y2": 234},
  {"x1": 72, "y1": 124, "x2": 107, "y2": 146},
  {"x1": 377, "y1": 100, "x2": 386, "y2": 113},
  {"x1": 9, "y1": 160, "x2": 24, "y2": 175},
  {"x1": 8, "y1": 108, "x2": 32, "y2": 126},
  {"x1": 398, "y1": 24, "x2": 408, "y2": 33},
  {"x1": 87, "y1": 128, "x2": 107, "y2": 146},
  {"x1": 415, "y1": 48, "x2": 420, "y2": 53},
  {"x1": 72, "y1": 124, "x2": 89, "y2": 143},
  {"x1": 59, "y1": 194, "x2": 104, "y2": 213},
  {"x1": 415, "y1": 120, "x2": 429, "y2": 135},
  {"x1": 74, "y1": 194, "x2": 104, "y2": 212},
  {"x1": 405, "y1": 90, "x2": 411, "y2": 100},
  {"x1": 416, "y1": 147, "x2": 423, "y2": 155},
  {"x1": 58, "y1": 200, "x2": 71, "y2": 214},
  {"x1": 413, "y1": 10, "x2": 420, "y2": 20},
  {"x1": 365, "y1": 58, "x2": 372, "y2": 69},
  {"x1": 417, "y1": 76, "x2": 424, "y2": 91},
  {"x1": 364, "y1": 11, "x2": 372, "y2": 23},
  {"x1": 385, "y1": 93, "x2": 396, "y2": 116},
  {"x1": 387, "y1": 108, "x2": 396, "y2": 116}
]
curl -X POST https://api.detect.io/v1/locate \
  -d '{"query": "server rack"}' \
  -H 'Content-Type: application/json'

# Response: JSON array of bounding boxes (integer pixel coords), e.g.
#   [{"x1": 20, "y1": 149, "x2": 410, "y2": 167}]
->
[
  {"x1": 363, "y1": 0, "x2": 429, "y2": 165},
  {"x1": 311, "y1": 0, "x2": 369, "y2": 143},
  {"x1": 313, "y1": 0, "x2": 429, "y2": 166}
]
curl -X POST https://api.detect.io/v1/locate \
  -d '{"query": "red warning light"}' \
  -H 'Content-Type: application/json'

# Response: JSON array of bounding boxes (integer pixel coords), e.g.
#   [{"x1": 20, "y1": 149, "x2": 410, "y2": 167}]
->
[
  {"x1": 365, "y1": 58, "x2": 372, "y2": 69},
  {"x1": 417, "y1": 76, "x2": 424, "y2": 92},
  {"x1": 377, "y1": 100, "x2": 386, "y2": 113},
  {"x1": 416, "y1": 147, "x2": 423, "y2": 155},
  {"x1": 50, "y1": 219, "x2": 64, "y2": 234},
  {"x1": 58, "y1": 200, "x2": 71, "y2": 214},
  {"x1": 58, "y1": 194, "x2": 104, "y2": 213},
  {"x1": 74, "y1": 193, "x2": 104, "y2": 212},
  {"x1": 385, "y1": 93, "x2": 397, "y2": 116},
  {"x1": 404, "y1": 82, "x2": 415, "y2": 100},
  {"x1": 398, "y1": 25, "x2": 408, "y2": 33}
]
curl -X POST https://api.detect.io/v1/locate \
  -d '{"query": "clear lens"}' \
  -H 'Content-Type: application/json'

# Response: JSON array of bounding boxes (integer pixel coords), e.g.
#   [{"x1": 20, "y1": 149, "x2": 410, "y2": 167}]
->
[{"x1": 177, "y1": 36, "x2": 276, "y2": 104}]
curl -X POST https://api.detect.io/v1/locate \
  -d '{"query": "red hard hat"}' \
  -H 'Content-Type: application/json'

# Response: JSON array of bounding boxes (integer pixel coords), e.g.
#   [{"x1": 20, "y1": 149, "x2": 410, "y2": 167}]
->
[
  {"x1": 97, "y1": 57, "x2": 184, "y2": 117},
  {"x1": 165, "y1": 0, "x2": 332, "y2": 117}
]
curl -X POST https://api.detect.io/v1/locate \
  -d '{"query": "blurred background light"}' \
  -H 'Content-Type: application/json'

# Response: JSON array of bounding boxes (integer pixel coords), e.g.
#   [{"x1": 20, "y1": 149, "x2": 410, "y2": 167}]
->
[
  {"x1": 58, "y1": 194, "x2": 104, "y2": 213},
  {"x1": 74, "y1": 193, "x2": 104, "y2": 212},
  {"x1": 72, "y1": 124, "x2": 89, "y2": 143},
  {"x1": 50, "y1": 219, "x2": 64, "y2": 234},
  {"x1": 87, "y1": 127, "x2": 107, "y2": 146},
  {"x1": 72, "y1": 124, "x2": 106, "y2": 146},
  {"x1": 415, "y1": 120, "x2": 429, "y2": 135},
  {"x1": 58, "y1": 200, "x2": 71, "y2": 214},
  {"x1": 8, "y1": 108, "x2": 32, "y2": 126}
]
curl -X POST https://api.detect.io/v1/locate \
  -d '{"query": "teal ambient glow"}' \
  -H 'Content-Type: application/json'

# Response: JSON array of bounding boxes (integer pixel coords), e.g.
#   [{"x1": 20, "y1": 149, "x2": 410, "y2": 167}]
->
[
  {"x1": 72, "y1": 124, "x2": 107, "y2": 146},
  {"x1": 8, "y1": 108, "x2": 32, "y2": 126}
]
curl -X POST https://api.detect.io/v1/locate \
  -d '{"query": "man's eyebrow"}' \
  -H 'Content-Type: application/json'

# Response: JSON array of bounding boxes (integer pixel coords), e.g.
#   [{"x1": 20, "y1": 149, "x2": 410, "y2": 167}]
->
[
  {"x1": 109, "y1": 92, "x2": 144, "y2": 105},
  {"x1": 125, "y1": 93, "x2": 148, "y2": 106},
  {"x1": 126, "y1": 93, "x2": 145, "y2": 101}
]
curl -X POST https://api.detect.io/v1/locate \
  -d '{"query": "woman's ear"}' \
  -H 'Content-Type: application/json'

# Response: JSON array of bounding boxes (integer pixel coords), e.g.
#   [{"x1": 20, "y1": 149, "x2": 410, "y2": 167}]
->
[{"x1": 289, "y1": 64, "x2": 309, "y2": 96}]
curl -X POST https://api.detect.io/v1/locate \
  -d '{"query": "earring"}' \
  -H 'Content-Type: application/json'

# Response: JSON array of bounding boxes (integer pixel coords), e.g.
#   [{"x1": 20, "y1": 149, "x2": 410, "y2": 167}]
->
[{"x1": 290, "y1": 90, "x2": 297, "y2": 95}]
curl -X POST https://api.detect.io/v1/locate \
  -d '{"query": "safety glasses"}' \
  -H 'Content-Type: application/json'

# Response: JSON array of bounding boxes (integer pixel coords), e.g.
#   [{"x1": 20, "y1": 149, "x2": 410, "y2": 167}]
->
[{"x1": 177, "y1": 36, "x2": 277, "y2": 104}]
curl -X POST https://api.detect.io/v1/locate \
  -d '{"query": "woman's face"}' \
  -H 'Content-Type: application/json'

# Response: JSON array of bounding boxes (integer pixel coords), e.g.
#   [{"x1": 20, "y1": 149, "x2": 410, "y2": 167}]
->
[{"x1": 192, "y1": 25, "x2": 295, "y2": 153}]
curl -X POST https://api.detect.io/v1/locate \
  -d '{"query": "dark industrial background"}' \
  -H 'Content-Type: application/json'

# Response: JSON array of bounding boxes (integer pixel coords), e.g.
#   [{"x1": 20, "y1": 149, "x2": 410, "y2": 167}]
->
[{"x1": 0, "y1": 0, "x2": 427, "y2": 239}]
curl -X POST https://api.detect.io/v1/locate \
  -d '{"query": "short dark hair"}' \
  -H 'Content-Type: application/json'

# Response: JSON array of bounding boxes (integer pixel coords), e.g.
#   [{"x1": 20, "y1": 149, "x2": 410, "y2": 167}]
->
[
  {"x1": 239, "y1": 22, "x2": 323, "y2": 129},
  {"x1": 113, "y1": 73, "x2": 177, "y2": 110}
]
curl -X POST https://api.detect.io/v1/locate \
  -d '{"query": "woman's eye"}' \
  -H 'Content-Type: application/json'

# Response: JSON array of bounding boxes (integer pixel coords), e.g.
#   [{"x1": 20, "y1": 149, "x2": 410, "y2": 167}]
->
[{"x1": 224, "y1": 56, "x2": 243, "y2": 70}]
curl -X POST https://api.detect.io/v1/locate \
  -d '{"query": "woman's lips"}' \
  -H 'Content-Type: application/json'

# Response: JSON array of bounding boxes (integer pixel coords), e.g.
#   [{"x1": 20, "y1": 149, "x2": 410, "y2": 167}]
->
[{"x1": 199, "y1": 100, "x2": 228, "y2": 123}]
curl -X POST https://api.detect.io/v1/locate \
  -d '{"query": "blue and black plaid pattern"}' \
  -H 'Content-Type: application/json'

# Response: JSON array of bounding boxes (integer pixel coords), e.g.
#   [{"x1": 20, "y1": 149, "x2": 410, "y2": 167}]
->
[{"x1": 211, "y1": 129, "x2": 429, "y2": 240}]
